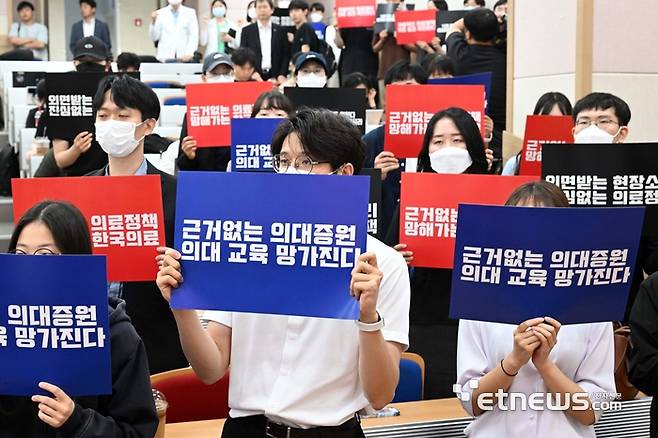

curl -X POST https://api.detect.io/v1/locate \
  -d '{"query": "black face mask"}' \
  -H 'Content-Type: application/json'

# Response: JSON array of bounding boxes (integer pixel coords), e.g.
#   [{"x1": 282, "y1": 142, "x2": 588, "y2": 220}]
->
[{"x1": 76, "y1": 62, "x2": 106, "y2": 73}]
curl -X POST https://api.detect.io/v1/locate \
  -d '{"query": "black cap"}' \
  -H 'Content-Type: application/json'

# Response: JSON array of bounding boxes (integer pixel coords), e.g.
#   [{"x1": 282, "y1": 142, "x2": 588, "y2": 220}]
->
[
  {"x1": 294, "y1": 51, "x2": 327, "y2": 74},
  {"x1": 73, "y1": 36, "x2": 108, "y2": 60}
]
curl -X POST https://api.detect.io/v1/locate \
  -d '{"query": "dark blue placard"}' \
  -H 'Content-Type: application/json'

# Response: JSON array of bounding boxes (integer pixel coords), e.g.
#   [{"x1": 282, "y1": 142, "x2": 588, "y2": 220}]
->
[
  {"x1": 450, "y1": 204, "x2": 644, "y2": 325},
  {"x1": 0, "y1": 254, "x2": 111, "y2": 396},
  {"x1": 172, "y1": 172, "x2": 370, "y2": 319},
  {"x1": 231, "y1": 118, "x2": 283, "y2": 172},
  {"x1": 312, "y1": 22, "x2": 327, "y2": 40},
  {"x1": 429, "y1": 72, "x2": 492, "y2": 112}
]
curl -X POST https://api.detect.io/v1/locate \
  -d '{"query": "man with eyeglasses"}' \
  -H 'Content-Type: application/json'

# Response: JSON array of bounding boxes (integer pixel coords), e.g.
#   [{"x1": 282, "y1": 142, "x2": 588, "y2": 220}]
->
[
  {"x1": 156, "y1": 108, "x2": 410, "y2": 438},
  {"x1": 572, "y1": 92, "x2": 630, "y2": 144}
]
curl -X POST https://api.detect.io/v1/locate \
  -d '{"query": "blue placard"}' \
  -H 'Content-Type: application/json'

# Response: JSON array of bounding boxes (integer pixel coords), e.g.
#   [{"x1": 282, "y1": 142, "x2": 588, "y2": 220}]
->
[
  {"x1": 312, "y1": 22, "x2": 326, "y2": 40},
  {"x1": 230, "y1": 118, "x2": 284, "y2": 172},
  {"x1": 449, "y1": 204, "x2": 644, "y2": 325},
  {"x1": 0, "y1": 254, "x2": 111, "y2": 396},
  {"x1": 429, "y1": 72, "x2": 492, "y2": 112},
  {"x1": 172, "y1": 171, "x2": 370, "y2": 319}
]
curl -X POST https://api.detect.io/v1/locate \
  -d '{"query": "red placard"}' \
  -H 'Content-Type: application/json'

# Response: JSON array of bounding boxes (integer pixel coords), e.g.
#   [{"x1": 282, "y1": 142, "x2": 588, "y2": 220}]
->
[
  {"x1": 186, "y1": 81, "x2": 273, "y2": 148},
  {"x1": 384, "y1": 84, "x2": 485, "y2": 158},
  {"x1": 400, "y1": 173, "x2": 538, "y2": 269},
  {"x1": 394, "y1": 10, "x2": 436, "y2": 45},
  {"x1": 336, "y1": 0, "x2": 376, "y2": 28},
  {"x1": 519, "y1": 115, "x2": 574, "y2": 176},
  {"x1": 11, "y1": 176, "x2": 166, "y2": 282}
]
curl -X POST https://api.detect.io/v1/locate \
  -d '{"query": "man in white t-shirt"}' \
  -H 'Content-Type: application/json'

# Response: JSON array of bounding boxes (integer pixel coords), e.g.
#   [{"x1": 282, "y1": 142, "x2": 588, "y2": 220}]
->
[
  {"x1": 8, "y1": 1, "x2": 48, "y2": 60},
  {"x1": 157, "y1": 108, "x2": 410, "y2": 438}
]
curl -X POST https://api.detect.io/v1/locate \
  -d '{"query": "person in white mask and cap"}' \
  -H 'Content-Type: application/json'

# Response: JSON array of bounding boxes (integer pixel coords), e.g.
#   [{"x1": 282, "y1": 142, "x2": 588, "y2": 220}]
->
[
  {"x1": 293, "y1": 51, "x2": 328, "y2": 88},
  {"x1": 383, "y1": 107, "x2": 489, "y2": 400},
  {"x1": 87, "y1": 74, "x2": 189, "y2": 375},
  {"x1": 202, "y1": 52, "x2": 236, "y2": 83},
  {"x1": 572, "y1": 92, "x2": 630, "y2": 144},
  {"x1": 150, "y1": 0, "x2": 199, "y2": 62}
]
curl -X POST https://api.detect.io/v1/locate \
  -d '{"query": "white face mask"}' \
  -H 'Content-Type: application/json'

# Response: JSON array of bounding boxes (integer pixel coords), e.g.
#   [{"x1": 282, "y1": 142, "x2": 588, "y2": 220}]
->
[
  {"x1": 278, "y1": 0, "x2": 290, "y2": 8},
  {"x1": 574, "y1": 124, "x2": 621, "y2": 144},
  {"x1": 248, "y1": 7, "x2": 257, "y2": 19},
  {"x1": 464, "y1": 5, "x2": 476, "y2": 10},
  {"x1": 310, "y1": 12, "x2": 323, "y2": 23},
  {"x1": 168, "y1": 0, "x2": 182, "y2": 6},
  {"x1": 429, "y1": 146, "x2": 473, "y2": 174},
  {"x1": 208, "y1": 74, "x2": 234, "y2": 83},
  {"x1": 95, "y1": 120, "x2": 145, "y2": 158},
  {"x1": 212, "y1": 7, "x2": 226, "y2": 18},
  {"x1": 297, "y1": 73, "x2": 327, "y2": 88}
]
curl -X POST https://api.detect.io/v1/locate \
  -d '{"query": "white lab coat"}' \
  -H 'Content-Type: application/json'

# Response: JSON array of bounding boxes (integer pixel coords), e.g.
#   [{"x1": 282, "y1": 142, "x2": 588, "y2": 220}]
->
[{"x1": 149, "y1": 5, "x2": 199, "y2": 62}]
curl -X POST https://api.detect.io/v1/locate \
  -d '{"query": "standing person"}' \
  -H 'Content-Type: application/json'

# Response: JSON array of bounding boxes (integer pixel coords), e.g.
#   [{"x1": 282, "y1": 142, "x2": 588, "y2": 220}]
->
[
  {"x1": 156, "y1": 108, "x2": 410, "y2": 438},
  {"x1": 240, "y1": 0, "x2": 291, "y2": 84},
  {"x1": 0, "y1": 200, "x2": 158, "y2": 438},
  {"x1": 446, "y1": 8, "x2": 506, "y2": 161},
  {"x1": 69, "y1": 0, "x2": 112, "y2": 58},
  {"x1": 371, "y1": 0, "x2": 415, "y2": 106},
  {"x1": 288, "y1": 0, "x2": 320, "y2": 55},
  {"x1": 457, "y1": 181, "x2": 616, "y2": 438},
  {"x1": 385, "y1": 108, "x2": 488, "y2": 398},
  {"x1": 201, "y1": 0, "x2": 237, "y2": 55},
  {"x1": 334, "y1": 23, "x2": 378, "y2": 84},
  {"x1": 86, "y1": 74, "x2": 188, "y2": 374},
  {"x1": 150, "y1": 0, "x2": 199, "y2": 63},
  {"x1": 8, "y1": 1, "x2": 48, "y2": 60},
  {"x1": 309, "y1": 2, "x2": 327, "y2": 40}
]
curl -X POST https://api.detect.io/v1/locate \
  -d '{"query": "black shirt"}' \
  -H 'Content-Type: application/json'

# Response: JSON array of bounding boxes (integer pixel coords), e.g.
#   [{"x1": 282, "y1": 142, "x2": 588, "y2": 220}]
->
[
  {"x1": 176, "y1": 113, "x2": 231, "y2": 172},
  {"x1": 54, "y1": 135, "x2": 108, "y2": 177},
  {"x1": 446, "y1": 32, "x2": 507, "y2": 136},
  {"x1": 291, "y1": 23, "x2": 319, "y2": 55}
]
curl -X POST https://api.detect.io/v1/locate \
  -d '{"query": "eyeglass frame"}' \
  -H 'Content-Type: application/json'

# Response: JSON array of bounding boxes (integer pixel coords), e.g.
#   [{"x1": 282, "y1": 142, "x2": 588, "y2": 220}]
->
[
  {"x1": 574, "y1": 117, "x2": 621, "y2": 130},
  {"x1": 9, "y1": 248, "x2": 59, "y2": 256},
  {"x1": 272, "y1": 153, "x2": 335, "y2": 175}
]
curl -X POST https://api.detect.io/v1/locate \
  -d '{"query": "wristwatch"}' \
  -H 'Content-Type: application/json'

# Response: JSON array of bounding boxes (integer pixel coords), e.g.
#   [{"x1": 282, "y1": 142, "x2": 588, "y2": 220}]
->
[{"x1": 355, "y1": 312, "x2": 385, "y2": 332}]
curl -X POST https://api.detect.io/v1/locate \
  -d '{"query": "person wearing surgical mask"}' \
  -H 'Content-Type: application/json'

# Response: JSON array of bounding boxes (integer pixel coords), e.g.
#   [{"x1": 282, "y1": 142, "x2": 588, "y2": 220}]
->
[
  {"x1": 293, "y1": 51, "x2": 328, "y2": 88},
  {"x1": 86, "y1": 74, "x2": 189, "y2": 375},
  {"x1": 177, "y1": 52, "x2": 240, "y2": 173},
  {"x1": 201, "y1": 0, "x2": 237, "y2": 55},
  {"x1": 246, "y1": 1, "x2": 257, "y2": 22},
  {"x1": 384, "y1": 107, "x2": 488, "y2": 400},
  {"x1": 572, "y1": 92, "x2": 630, "y2": 145}
]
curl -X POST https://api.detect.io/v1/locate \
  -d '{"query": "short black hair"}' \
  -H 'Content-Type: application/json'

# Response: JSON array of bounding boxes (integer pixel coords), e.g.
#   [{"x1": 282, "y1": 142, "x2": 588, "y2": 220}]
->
[
  {"x1": 231, "y1": 47, "x2": 257, "y2": 68},
  {"x1": 533, "y1": 92, "x2": 572, "y2": 116},
  {"x1": 384, "y1": 60, "x2": 428, "y2": 85},
  {"x1": 494, "y1": 0, "x2": 508, "y2": 9},
  {"x1": 211, "y1": 0, "x2": 228, "y2": 7},
  {"x1": 289, "y1": 0, "x2": 309, "y2": 11},
  {"x1": 79, "y1": 0, "x2": 97, "y2": 8},
  {"x1": 423, "y1": 54, "x2": 455, "y2": 77},
  {"x1": 9, "y1": 201, "x2": 92, "y2": 255},
  {"x1": 93, "y1": 75, "x2": 160, "y2": 121},
  {"x1": 272, "y1": 108, "x2": 366, "y2": 174},
  {"x1": 431, "y1": 0, "x2": 448, "y2": 11},
  {"x1": 463, "y1": 8, "x2": 498, "y2": 42},
  {"x1": 251, "y1": 91, "x2": 294, "y2": 117},
  {"x1": 572, "y1": 92, "x2": 631, "y2": 126},
  {"x1": 17, "y1": 1, "x2": 34, "y2": 12},
  {"x1": 463, "y1": 0, "x2": 485, "y2": 5},
  {"x1": 255, "y1": 0, "x2": 274, "y2": 8},
  {"x1": 310, "y1": 2, "x2": 324, "y2": 12},
  {"x1": 342, "y1": 72, "x2": 374, "y2": 89},
  {"x1": 417, "y1": 107, "x2": 488, "y2": 174},
  {"x1": 116, "y1": 52, "x2": 141, "y2": 71}
]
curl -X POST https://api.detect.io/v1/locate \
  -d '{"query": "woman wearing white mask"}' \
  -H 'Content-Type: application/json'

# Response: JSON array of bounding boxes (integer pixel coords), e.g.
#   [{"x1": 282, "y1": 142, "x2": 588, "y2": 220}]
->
[
  {"x1": 201, "y1": 0, "x2": 237, "y2": 55},
  {"x1": 279, "y1": 51, "x2": 328, "y2": 90},
  {"x1": 384, "y1": 107, "x2": 488, "y2": 399}
]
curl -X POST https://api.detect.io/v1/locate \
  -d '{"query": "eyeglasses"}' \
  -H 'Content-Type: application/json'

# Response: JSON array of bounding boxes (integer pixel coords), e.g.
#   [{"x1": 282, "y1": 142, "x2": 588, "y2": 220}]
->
[
  {"x1": 10, "y1": 248, "x2": 59, "y2": 256},
  {"x1": 272, "y1": 154, "x2": 330, "y2": 174},
  {"x1": 575, "y1": 118, "x2": 619, "y2": 129}
]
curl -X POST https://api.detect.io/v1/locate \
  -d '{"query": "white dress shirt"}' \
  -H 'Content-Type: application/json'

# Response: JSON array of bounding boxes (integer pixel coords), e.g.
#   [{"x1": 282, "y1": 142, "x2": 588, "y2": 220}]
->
[
  {"x1": 257, "y1": 19, "x2": 273, "y2": 71},
  {"x1": 457, "y1": 320, "x2": 616, "y2": 438},
  {"x1": 204, "y1": 235, "x2": 410, "y2": 428},
  {"x1": 149, "y1": 5, "x2": 199, "y2": 62},
  {"x1": 82, "y1": 18, "x2": 95, "y2": 37}
]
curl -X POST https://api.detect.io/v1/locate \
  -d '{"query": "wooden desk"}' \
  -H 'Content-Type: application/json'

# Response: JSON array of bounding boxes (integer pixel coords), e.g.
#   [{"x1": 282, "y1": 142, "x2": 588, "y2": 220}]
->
[{"x1": 164, "y1": 399, "x2": 469, "y2": 438}]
